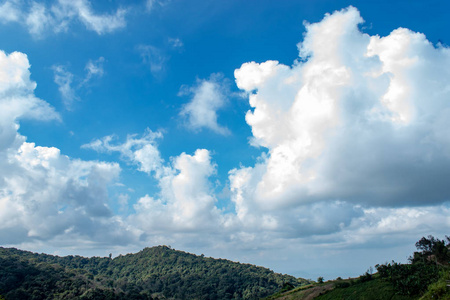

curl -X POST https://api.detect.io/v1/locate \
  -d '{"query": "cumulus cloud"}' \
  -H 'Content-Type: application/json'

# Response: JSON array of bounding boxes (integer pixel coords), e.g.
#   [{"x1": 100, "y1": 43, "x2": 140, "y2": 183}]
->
[
  {"x1": 0, "y1": 0, "x2": 126, "y2": 37},
  {"x1": 180, "y1": 74, "x2": 231, "y2": 135},
  {"x1": 80, "y1": 7, "x2": 450, "y2": 253},
  {"x1": 132, "y1": 149, "x2": 222, "y2": 234},
  {"x1": 83, "y1": 130, "x2": 223, "y2": 236},
  {"x1": 226, "y1": 6, "x2": 450, "y2": 248},
  {"x1": 0, "y1": 49, "x2": 137, "y2": 248},
  {"x1": 233, "y1": 6, "x2": 450, "y2": 210}
]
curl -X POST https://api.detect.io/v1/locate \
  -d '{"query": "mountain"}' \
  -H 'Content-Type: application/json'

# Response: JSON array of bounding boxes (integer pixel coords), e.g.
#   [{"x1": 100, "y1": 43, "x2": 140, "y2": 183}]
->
[{"x1": 0, "y1": 246, "x2": 309, "y2": 300}]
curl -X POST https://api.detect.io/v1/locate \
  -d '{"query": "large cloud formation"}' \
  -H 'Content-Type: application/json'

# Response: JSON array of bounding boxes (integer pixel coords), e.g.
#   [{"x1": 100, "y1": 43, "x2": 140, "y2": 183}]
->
[
  {"x1": 83, "y1": 6, "x2": 450, "y2": 253},
  {"x1": 230, "y1": 6, "x2": 450, "y2": 242},
  {"x1": 0, "y1": 50, "x2": 137, "y2": 248}
]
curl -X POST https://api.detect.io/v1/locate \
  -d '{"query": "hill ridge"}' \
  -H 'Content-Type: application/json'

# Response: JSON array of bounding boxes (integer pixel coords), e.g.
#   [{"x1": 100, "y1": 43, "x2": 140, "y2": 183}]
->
[{"x1": 0, "y1": 245, "x2": 309, "y2": 300}]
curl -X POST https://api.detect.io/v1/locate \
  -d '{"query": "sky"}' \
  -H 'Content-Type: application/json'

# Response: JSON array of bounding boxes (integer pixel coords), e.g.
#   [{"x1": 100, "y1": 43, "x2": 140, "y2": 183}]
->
[{"x1": 1, "y1": 0, "x2": 450, "y2": 280}]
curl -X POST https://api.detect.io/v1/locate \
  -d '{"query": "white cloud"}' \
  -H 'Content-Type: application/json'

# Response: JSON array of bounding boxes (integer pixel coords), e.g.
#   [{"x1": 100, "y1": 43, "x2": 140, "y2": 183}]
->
[
  {"x1": 0, "y1": 49, "x2": 137, "y2": 248},
  {"x1": 55, "y1": 0, "x2": 126, "y2": 35},
  {"x1": 52, "y1": 64, "x2": 77, "y2": 109},
  {"x1": 80, "y1": 7, "x2": 450, "y2": 258},
  {"x1": 0, "y1": 50, "x2": 59, "y2": 125},
  {"x1": 180, "y1": 74, "x2": 231, "y2": 135},
  {"x1": 25, "y1": 2, "x2": 54, "y2": 36},
  {"x1": 53, "y1": 57, "x2": 105, "y2": 109},
  {"x1": 132, "y1": 149, "x2": 222, "y2": 233},
  {"x1": 82, "y1": 129, "x2": 165, "y2": 177},
  {"x1": 232, "y1": 6, "x2": 450, "y2": 216},
  {"x1": 0, "y1": 0, "x2": 21, "y2": 23},
  {"x1": 82, "y1": 56, "x2": 105, "y2": 85},
  {"x1": 0, "y1": 0, "x2": 127, "y2": 37},
  {"x1": 84, "y1": 130, "x2": 223, "y2": 235}
]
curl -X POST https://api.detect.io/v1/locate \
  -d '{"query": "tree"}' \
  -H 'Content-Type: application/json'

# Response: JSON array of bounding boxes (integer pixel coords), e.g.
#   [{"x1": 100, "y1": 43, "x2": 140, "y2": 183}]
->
[
  {"x1": 317, "y1": 277, "x2": 324, "y2": 284},
  {"x1": 413, "y1": 235, "x2": 450, "y2": 265}
]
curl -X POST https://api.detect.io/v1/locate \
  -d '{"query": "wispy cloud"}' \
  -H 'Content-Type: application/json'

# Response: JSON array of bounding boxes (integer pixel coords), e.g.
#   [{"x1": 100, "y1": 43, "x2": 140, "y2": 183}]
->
[
  {"x1": 82, "y1": 129, "x2": 165, "y2": 176},
  {"x1": 82, "y1": 57, "x2": 105, "y2": 85},
  {"x1": 0, "y1": 0, "x2": 21, "y2": 23},
  {"x1": 0, "y1": 0, "x2": 127, "y2": 38},
  {"x1": 55, "y1": 0, "x2": 127, "y2": 35},
  {"x1": 168, "y1": 37, "x2": 183, "y2": 50},
  {"x1": 146, "y1": 0, "x2": 170, "y2": 12},
  {"x1": 52, "y1": 65, "x2": 77, "y2": 109},
  {"x1": 137, "y1": 45, "x2": 167, "y2": 77},
  {"x1": 53, "y1": 57, "x2": 105, "y2": 109}
]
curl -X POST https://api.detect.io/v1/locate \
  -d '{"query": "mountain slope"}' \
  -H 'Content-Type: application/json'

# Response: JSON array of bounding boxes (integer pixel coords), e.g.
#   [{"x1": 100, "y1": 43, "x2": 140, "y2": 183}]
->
[{"x1": 0, "y1": 246, "x2": 309, "y2": 299}]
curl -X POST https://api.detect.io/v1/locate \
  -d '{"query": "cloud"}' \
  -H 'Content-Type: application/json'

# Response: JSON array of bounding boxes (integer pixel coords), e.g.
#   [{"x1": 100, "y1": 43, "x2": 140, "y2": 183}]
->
[
  {"x1": 209, "y1": 5, "x2": 450, "y2": 259},
  {"x1": 0, "y1": 51, "x2": 60, "y2": 123},
  {"x1": 137, "y1": 45, "x2": 167, "y2": 76},
  {"x1": 53, "y1": 57, "x2": 105, "y2": 109},
  {"x1": 0, "y1": 49, "x2": 137, "y2": 248},
  {"x1": 25, "y1": 2, "x2": 54, "y2": 36},
  {"x1": 52, "y1": 65, "x2": 77, "y2": 109},
  {"x1": 146, "y1": 0, "x2": 169, "y2": 12},
  {"x1": 83, "y1": 130, "x2": 224, "y2": 236},
  {"x1": 82, "y1": 56, "x2": 105, "y2": 85},
  {"x1": 74, "y1": 7, "x2": 450, "y2": 255},
  {"x1": 179, "y1": 74, "x2": 231, "y2": 135},
  {"x1": 232, "y1": 6, "x2": 450, "y2": 215},
  {"x1": 168, "y1": 37, "x2": 183, "y2": 49},
  {"x1": 2, "y1": 6, "x2": 450, "y2": 279},
  {"x1": 55, "y1": 0, "x2": 127, "y2": 35},
  {"x1": 131, "y1": 149, "x2": 222, "y2": 234},
  {"x1": 0, "y1": 0, "x2": 21, "y2": 23},
  {"x1": 0, "y1": 0, "x2": 127, "y2": 37},
  {"x1": 82, "y1": 129, "x2": 165, "y2": 176}
]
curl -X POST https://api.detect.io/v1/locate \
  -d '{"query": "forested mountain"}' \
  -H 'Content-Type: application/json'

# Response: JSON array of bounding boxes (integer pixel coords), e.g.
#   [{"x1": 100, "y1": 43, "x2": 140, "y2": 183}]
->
[{"x1": 0, "y1": 245, "x2": 309, "y2": 300}]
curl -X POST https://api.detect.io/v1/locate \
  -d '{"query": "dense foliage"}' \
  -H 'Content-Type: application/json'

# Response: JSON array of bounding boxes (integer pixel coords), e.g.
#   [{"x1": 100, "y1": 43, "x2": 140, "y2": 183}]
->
[
  {"x1": 0, "y1": 246, "x2": 308, "y2": 300},
  {"x1": 267, "y1": 235, "x2": 450, "y2": 300},
  {"x1": 375, "y1": 235, "x2": 449, "y2": 297}
]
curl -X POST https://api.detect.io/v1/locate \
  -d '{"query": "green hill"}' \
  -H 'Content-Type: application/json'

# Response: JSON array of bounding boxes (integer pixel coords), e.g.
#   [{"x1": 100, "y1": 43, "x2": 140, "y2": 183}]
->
[
  {"x1": 0, "y1": 246, "x2": 309, "y2": 299},
  {"x1": 266, "y1": 235, "x2": 450, "y2": 300},
  {"x1": 265, "y1": 277, "x2": 416, "y2": 300}
]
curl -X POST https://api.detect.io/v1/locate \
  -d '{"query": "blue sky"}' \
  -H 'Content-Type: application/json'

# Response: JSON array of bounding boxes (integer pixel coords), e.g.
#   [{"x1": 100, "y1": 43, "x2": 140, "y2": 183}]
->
[{"x1": 1, "y1": 0, "x2": 450, "y2": 280}]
